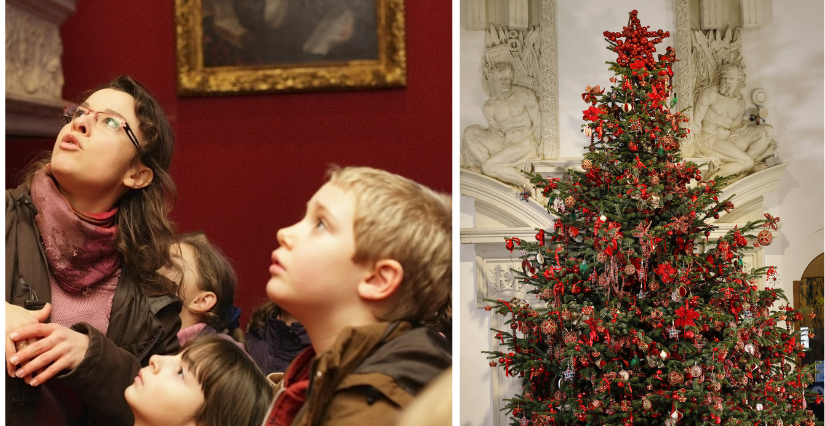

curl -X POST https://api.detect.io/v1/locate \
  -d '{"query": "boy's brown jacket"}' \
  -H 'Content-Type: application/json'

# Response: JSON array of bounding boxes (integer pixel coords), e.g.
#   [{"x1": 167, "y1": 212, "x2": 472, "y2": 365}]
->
[
  {"x1": 5, "y1": 183, "x2": 182, "y2": 426},
  {"x1": 272, "y1": 321, "x2": 451, "y2": 426}
]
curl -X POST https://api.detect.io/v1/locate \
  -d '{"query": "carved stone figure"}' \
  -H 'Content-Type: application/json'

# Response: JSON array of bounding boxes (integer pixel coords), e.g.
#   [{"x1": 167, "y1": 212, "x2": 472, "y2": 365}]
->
[
  {"x1": 462, "y1": 61, "x2": 541, "y2": 187},
  {"x1": 693, "y1": 63, "x2": 775, "y2": 179},
  {"x1": 5, "y1": 5, "x2": 65, "y2": 102}
]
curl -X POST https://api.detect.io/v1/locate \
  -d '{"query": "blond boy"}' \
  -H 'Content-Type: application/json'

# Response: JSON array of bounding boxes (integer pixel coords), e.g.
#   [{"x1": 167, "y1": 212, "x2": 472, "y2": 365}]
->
[{"x1": 263, "y1": 167, "x2": 451, "y2": 426}]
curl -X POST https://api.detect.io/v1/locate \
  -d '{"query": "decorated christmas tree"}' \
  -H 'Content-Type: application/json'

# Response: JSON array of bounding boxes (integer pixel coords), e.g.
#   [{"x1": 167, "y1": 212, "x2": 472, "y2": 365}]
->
[{"x1": 485, "y1": 10, "x2": 821, "y2": 426}]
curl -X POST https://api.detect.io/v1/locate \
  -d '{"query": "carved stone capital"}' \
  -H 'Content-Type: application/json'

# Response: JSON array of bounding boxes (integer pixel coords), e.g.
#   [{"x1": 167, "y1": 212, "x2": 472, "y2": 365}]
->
[
  {"x1": 6, "y1": 0, "x2": 77, "y2": 136},
  {"x1": 466, "y1": 0, "x2": 488, "y2": 30}
]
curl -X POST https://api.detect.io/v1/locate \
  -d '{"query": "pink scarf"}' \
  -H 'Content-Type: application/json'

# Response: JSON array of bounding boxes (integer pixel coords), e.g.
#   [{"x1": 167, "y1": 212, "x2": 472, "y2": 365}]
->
[{"x1": 30, "y1": 166, "x2": 121, "y2": 293}]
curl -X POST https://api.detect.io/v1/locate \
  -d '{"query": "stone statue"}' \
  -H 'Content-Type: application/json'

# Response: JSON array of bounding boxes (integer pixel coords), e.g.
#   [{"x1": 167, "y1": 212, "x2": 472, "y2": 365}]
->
[
  {"x1": 693, "y1": 63, "x2": 775, "y2": 179},
  {"x1": 462, "y1": 61, "x2": 541, "y2": 187}
]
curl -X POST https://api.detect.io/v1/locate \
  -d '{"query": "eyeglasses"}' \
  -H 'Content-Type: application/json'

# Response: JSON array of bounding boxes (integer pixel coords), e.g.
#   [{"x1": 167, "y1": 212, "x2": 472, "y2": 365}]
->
[{"x1": 62, "y1": 104, "x2": 141, "y2": 153}]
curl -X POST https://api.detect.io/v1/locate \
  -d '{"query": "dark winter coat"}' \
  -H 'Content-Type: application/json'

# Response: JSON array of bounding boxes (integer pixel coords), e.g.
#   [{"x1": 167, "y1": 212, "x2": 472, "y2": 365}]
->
[
  {"x1": 268, "y1": 321, "x2": 451, "y2": 426},
  {"x1": 5, "y1": 183, "x2": 182, "y2": 426},
  {"x1": 246, "y1": 313, "x2": 312, "y2": 375}
]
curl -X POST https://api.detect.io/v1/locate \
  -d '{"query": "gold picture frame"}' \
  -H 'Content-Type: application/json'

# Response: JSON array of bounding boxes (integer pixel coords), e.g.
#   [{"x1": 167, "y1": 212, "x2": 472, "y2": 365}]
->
[{"x1": 174, "y1": 0, "x2": 407, "y2": 96}]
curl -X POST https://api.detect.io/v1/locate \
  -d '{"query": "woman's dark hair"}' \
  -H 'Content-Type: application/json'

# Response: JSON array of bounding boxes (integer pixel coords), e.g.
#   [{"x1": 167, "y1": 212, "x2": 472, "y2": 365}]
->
[
  {"x1": 105, "y1": 75, "x2": 178, "y2": 296},
  {"x1": 181, "y1": 336, "x2": 273, "y2": 426},
  {"x1": 246, "y1": 302, "x2": 283, "y2": 334}
]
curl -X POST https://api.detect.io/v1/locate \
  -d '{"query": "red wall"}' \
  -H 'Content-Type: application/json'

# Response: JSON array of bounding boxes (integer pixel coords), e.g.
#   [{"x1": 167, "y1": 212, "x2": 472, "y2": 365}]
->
[{"x1": 6, "y1": 1, "x2": 452, "y2": 327}]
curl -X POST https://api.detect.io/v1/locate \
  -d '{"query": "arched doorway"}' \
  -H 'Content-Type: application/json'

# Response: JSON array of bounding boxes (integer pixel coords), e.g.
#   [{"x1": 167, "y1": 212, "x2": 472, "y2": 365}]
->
[{"x1": 794, "y1": 253, "x2": 823, "y2": 420}]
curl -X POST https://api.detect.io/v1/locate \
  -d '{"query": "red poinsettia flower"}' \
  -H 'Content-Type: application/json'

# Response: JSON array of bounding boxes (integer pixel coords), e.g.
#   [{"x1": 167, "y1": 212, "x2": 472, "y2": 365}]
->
[
  {"x1": 583, "y1": 106, "x2": 602, "y2": 122},
  {"x1": 629, "y1": 60, "x2": 647, "y2": 71},
  {"x1": 674, "y1": 305, "x2": 700, "y2": 328},
  {"x1": 647, "y1": 86, "x2": 660, "y2": 102}
]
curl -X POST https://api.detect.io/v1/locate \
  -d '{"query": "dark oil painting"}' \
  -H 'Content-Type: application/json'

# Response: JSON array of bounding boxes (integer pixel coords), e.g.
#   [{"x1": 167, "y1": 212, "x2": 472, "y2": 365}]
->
[{"x1": 201, "y1": 0, "x2": 379, "y2": 67}]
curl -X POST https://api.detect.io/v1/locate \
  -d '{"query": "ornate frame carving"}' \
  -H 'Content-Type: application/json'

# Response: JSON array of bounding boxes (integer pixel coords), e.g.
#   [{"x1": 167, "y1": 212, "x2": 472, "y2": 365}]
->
[{"x1": 174, "y1": 0, "x2": 407, "y2": 96}]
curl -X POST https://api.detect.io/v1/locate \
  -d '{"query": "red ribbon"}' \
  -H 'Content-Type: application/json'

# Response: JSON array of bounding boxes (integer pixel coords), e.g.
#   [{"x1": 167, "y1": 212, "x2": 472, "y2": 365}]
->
[{"x1": 585, "y1": 317, "x2": 600, "y2": 345}]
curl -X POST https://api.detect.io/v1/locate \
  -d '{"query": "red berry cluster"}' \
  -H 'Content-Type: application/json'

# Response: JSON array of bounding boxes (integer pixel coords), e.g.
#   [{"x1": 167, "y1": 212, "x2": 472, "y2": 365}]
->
[{"x1": 603, "y1": 10, "x2": 670, "y2": 67}]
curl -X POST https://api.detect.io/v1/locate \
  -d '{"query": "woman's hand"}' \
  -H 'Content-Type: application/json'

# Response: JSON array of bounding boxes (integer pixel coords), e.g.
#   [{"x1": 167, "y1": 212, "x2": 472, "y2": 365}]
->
[
  {"x1": 9, "y1": 321, "x2": 89, "y2": 387},
  {"x1": 6, "y1": 302, "x2": 51, "y2": 377}
]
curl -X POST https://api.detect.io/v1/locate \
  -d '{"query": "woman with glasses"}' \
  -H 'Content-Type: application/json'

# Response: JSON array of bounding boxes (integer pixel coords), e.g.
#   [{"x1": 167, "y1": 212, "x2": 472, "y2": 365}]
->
[{"x1": 5, "y1": 75, "x2": 182, "y2": 426}]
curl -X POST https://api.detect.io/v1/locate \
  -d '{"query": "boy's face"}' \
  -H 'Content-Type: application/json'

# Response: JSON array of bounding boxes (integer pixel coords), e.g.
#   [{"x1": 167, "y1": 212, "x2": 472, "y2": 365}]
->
[
  {"x1": 125, "y1": 353, "x2": 204, "y2": 426},
  {"x1": 267, "y1": 183, "x2": 370, "y2": 317}
]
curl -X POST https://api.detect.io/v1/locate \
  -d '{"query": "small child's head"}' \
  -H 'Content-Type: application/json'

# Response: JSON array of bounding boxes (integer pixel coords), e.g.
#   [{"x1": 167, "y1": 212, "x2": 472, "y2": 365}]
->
[
  {"x1": 267, "y1": 166, "x2": 450, "y2": 324},
  {"x1": 166, "y1": 233, "x2": 238, "y2": 331},
  {"x1": 423, "y1": 295, "x2": 452, "y2": 341},
  {"x1": 125, "y1": 335, "x2": 273, "y2": 426}
]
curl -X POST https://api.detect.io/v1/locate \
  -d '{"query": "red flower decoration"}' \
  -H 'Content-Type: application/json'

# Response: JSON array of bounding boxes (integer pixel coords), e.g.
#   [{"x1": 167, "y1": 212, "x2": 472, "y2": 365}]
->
[
  {"x1": 675, "y1": 305, "x2": 700, "y2": 328},
  {"x1": 629, "y1": 60, "x2": 647, "y2": 71},
  {"x1": 646, "y1": 86, "x2": 660, "y2": 102},
  {"x1": 583, "y1": 106, "x2": 602, "y2": 122}
]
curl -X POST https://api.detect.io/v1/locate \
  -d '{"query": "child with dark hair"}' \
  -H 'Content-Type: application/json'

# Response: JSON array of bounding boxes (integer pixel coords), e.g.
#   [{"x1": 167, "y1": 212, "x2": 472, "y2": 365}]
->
[
  {"x1": 245, "y1": 302, "x2": 311, "y2": 375},
  {"x1": 422, "y1": 296, "x2": 452, "y2": 343},
  {"x1": 163, "y1": 232, "x2": 244, "y2": 346},
  {"x1": 125, "y1": 335, "x2": 273, "y2": 426}
]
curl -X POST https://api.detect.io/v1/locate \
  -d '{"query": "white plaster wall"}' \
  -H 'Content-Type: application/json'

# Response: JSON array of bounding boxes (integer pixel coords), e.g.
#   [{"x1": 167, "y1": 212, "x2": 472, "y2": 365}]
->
[
  {"x1": 459, "y1": 196, "x2": 494, "y2": 426},
  {"x1": 556, "y1": 1, "x2": 675, "y2": 158},
  {"x1": 744, "y1": 1, "x2": 825, "y2": 302},
  {"x1": 459, "y1": 2, "x2": 824, "y2": 425}
]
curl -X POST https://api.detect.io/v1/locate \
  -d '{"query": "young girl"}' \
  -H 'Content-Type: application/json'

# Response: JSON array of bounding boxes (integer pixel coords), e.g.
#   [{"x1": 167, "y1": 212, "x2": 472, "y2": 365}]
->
[
  {"x1": 125, "y1": 335, "x2": 273, "y2": 426},
  {"x1": 245, "y1": 302, "x2": 311, "y2": 375},
  {"x1": 165, "y1": 232, "x2": 244, "y2": 346},
  {"x1": 6, "y1": 76, "x2": 181, "y2": 426}
]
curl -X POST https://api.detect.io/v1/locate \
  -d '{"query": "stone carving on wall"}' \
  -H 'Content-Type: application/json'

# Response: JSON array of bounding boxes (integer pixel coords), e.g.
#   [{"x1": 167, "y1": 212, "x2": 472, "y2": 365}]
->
[
  {"x1": 5, "y1": 5, "x2": 65, "y2": 103},
  {"x1": 461, "y1": 25, "x2": 542, "y2": 188},
  {"x1": 539, "y1": 0, "x2": 559, "y2": 160},
  {"x1": 6, "y1": 0, "x2": 76, "y2": 137},
  {"x1": 680, "y1": 26, "x2": 778, "y2": 181}
]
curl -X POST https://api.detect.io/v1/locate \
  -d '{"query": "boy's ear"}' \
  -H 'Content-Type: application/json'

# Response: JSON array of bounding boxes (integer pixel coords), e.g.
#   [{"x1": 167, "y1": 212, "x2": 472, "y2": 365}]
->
[
  {"x1": 357, "y1": 260, "x2": 403, "y2": 302},
  {"x1": 187, "y1": 291, "x2": 217, "y2": 314},
  {"x1": 123, "y1": 161, "x2": 154, "y2": 190}
]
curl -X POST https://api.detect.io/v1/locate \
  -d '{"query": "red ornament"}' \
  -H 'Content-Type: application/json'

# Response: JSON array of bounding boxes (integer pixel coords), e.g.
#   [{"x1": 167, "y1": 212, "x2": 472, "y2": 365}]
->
[
  {"x1": 668, "y1": 370, "x2": 684, "y2": 385},
  {"x1": 758, "y1": 230, "x2": 773, "y2": 246},
  {"x1": 541, "y1": 319, "x2": 558, "y2": 335}
]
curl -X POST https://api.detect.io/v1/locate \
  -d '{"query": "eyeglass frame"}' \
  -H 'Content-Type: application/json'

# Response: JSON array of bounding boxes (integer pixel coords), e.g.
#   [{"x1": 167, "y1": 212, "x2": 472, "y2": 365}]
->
[{"x1": 62, "y1": 104, "x2": 142, "y2": 153}]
